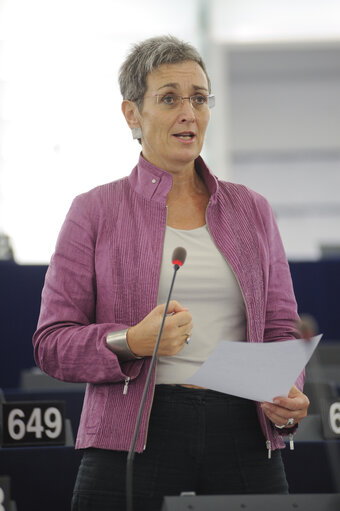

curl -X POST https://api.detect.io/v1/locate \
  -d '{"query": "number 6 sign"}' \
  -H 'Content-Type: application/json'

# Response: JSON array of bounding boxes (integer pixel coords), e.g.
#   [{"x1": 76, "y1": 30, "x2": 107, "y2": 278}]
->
[
  {"x1": 321, "y1": 398, "x2": 340, "y2": 439},
  {"x1": 329, "y1": 402, "x2": 340, "y2": 435}
]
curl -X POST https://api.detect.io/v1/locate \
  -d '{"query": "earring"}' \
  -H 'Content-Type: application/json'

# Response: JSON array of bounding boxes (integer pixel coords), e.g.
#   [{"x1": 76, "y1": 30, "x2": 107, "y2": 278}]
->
[{"x1": 132, "y1": 127, "x2": 142, "y2": 140}]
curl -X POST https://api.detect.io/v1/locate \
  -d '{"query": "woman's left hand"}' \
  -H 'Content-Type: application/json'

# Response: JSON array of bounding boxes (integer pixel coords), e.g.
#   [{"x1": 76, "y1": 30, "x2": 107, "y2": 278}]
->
[{"x1": 261, "y1": 385, "x2": 310, "y2": 428}]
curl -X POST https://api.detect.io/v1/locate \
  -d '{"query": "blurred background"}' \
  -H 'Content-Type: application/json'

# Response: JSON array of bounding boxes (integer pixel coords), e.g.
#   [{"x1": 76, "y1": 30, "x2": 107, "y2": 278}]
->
[
  {"x1": 0, "y1": 1, "x2": 339, "y2": 509},
  {"x1": 0, "y1": 0, "x2": 340, "y2": 263}
]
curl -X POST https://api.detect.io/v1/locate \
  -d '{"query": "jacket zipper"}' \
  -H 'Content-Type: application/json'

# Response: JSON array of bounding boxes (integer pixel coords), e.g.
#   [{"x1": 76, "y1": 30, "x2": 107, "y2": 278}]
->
[
  {"x1": 142, "y1": 206, "x2": 169, "y2": 450},
  {"x1": 123, "y1": 205, "x2": 166, "y2": 450},
  {"x1": 142, "y1": 210, "x2": 169, "y2": 449},
  {"x1": 121, "y1": 363, "x2": 157, "y2": 449},
  {"x1": 123, "y1": 376, "x2": 130, "y2": 395},
  {"x1": 289, "y1": 433, "x2": 294, "y2": 450}
]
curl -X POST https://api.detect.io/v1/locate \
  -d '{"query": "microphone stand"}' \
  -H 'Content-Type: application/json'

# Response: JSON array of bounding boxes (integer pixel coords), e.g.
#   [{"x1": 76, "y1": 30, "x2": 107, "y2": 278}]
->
[{"x1": 126, "y1": 262, "x2": 182, "y2": 511}]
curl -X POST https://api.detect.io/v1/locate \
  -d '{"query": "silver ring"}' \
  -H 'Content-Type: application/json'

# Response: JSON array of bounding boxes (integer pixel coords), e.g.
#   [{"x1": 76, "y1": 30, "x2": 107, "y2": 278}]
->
[
  {"x1": 275, "y1": 423, "x2": 285, "y2": 429},
  {"x1": 185, "y1": 333, "x2": 191, "y2": 345},
  {"x1": 275, "y1": 417, "x2": 294, "y2": 429}
]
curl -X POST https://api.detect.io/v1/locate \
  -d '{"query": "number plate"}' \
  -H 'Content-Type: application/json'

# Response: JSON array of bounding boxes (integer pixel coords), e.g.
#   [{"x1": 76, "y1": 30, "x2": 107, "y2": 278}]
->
[
  {"x1": 321, "y1": 398, "x2": 340, "y2": 439},
  {"x1": 1, "y1": 401, "x2": 66, "y2": 447}
]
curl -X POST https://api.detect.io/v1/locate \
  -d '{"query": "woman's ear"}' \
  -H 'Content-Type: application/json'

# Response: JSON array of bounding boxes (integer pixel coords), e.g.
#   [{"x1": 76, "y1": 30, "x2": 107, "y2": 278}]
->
[{"x1": 121, "y1": 100, "x2": 141, "y2": 130}]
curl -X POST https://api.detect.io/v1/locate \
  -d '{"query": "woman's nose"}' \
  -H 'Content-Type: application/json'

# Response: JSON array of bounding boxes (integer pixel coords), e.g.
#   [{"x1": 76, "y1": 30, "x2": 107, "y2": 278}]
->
[{"x1": 178, "y1": 98, "x2": 196, "y2": 122}]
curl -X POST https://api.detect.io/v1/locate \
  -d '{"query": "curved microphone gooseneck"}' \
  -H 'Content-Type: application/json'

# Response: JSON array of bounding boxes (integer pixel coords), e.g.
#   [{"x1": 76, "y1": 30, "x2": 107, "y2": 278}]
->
[{"x1": 126, "y1": 246, "x2": 187, "y2": 511}]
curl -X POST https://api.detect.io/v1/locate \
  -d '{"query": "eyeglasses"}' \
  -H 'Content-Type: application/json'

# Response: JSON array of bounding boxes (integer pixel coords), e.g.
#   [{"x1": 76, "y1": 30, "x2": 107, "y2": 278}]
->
[{"x1": 143, "y1": 93, "x2": 215, "y2": 109}]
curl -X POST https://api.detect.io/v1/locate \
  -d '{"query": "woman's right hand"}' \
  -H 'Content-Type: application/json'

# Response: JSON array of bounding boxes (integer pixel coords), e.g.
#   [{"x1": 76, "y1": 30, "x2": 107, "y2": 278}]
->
[{"x1": 126, "y1": 300, "x2": 193, "y2": 358}]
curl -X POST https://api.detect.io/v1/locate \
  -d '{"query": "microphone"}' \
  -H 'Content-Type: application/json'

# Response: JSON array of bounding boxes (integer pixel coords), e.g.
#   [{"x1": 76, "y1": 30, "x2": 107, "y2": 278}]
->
[
  {"x1": 172, "y1": 246, "x2": 187, "y2": 268},
  {"x1": 126, "y1": 247, "x2": 187, "y2": 511}
]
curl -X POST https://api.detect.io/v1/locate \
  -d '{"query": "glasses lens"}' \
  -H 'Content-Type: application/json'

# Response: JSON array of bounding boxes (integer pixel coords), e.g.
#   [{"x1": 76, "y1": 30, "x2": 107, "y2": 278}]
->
[
  {"x1": 191, "y1": 95, "x2": 208, "y2": 106},
  {"x1": 157, "y1": 94, "x2": 180, "y2": 107},
  {"x1": 155, "y1": 94, "x2": 215, "y2": 108}
]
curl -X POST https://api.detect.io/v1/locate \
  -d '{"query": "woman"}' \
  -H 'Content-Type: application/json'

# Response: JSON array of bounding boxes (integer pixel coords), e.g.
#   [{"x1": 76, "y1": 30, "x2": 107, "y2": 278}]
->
[{"x1": 33, "y1": 35, "x2": 310, "y2": 511}]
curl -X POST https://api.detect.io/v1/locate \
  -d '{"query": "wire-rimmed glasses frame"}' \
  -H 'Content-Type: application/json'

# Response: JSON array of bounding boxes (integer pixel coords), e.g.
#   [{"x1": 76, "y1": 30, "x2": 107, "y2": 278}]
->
[{"x1": 142, "y1": 93, "x2": 215, "y2": 109}]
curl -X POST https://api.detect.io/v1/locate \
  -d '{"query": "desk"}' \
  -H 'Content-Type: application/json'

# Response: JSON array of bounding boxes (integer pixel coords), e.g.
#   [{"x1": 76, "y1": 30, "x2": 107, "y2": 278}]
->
[
  {"x1": 282, "y1": 440, "x2": 340, "y2": 493},
  {"x1": 0, "y1": 446, "x2": 82, "y2": 511},
  {"x1": 1, "y1": 440, "x2": 339, "y2": 511}
]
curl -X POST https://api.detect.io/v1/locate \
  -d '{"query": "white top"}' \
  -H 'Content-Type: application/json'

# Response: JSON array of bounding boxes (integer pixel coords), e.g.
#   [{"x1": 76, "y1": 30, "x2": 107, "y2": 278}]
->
[{"x1": 155, "y1": 225, "x2": 247, "y2": 385}]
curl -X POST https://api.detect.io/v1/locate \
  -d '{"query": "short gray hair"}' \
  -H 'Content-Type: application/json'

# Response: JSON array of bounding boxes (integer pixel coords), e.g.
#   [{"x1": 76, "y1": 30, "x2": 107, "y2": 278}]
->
[{"x1": 119, "y1": 35, "x2": 211, "y2": 109}]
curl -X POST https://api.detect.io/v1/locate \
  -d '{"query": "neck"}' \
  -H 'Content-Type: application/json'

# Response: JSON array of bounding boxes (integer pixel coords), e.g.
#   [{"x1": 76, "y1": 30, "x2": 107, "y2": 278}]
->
[{"x1": 169, "y1": 165, "x2": 203, "y2": 197}]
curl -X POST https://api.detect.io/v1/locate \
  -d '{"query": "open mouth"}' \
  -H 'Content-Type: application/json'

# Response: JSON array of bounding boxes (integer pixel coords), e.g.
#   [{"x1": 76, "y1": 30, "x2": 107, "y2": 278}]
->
[{"x1": 173, "y1": 132, "x2": 196, "y2": 140}]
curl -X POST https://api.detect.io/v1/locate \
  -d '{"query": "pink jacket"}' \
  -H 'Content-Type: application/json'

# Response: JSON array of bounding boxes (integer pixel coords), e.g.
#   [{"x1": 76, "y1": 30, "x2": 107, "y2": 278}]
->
[{"x1": 33, "y1": 154, "x2": 302, "y2": 454}]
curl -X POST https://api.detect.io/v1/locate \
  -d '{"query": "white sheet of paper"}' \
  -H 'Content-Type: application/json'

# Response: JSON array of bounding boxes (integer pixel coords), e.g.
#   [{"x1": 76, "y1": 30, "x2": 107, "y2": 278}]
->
[{"x1": 185, "y1": 334, "x2": 322, "y2": 402}]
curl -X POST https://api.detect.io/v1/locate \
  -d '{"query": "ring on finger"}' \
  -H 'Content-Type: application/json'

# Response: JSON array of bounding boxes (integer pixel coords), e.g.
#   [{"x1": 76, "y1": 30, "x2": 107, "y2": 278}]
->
[
  {"x1": 185, "y1": 333, "x2": 191, "y2": 345},
  {"x1": 275, "y1": 417, "x2": 295, "y2": 429}
]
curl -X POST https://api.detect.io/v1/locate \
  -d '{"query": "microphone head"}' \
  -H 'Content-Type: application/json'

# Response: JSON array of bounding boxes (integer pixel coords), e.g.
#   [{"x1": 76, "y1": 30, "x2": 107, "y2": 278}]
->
[{"x1": 172, "y1": 246, "x2": 187, "y2": 267}]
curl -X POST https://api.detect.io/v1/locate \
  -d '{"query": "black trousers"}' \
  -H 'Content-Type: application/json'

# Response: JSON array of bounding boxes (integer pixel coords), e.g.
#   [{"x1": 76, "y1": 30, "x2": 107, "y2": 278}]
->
[{"x1": 72, "y1": 385, "x2": 288, "y2": 511}]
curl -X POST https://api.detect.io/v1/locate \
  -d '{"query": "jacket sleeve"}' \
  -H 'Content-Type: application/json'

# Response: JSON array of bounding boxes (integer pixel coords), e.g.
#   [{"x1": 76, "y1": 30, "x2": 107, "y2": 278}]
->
[
  {"x1": 32, "y1": 193, "x2": 143, "y2": 384},
  {"x1": 256, "y1": 194, "x2": 304, "y2": 393}
]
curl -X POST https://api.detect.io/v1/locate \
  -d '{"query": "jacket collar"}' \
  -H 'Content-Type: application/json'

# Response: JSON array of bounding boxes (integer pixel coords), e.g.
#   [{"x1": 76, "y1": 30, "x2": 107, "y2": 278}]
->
[{"x1": 128, "y1": 153, "x2": 219, "y2": 205}]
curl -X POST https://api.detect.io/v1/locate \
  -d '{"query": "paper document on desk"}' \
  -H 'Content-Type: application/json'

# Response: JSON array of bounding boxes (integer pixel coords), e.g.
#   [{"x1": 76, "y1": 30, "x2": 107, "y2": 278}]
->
[{"x1": 185, "y1": 334, "x2": 322, "y2": 402}]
